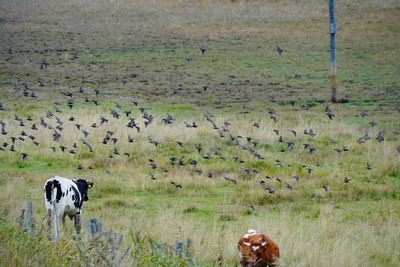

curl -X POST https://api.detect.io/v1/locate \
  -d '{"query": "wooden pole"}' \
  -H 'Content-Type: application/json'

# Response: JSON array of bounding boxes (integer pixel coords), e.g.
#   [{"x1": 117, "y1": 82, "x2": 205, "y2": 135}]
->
[{"x1": 329, "y1": 0, "x2": 337, "y2": 103}]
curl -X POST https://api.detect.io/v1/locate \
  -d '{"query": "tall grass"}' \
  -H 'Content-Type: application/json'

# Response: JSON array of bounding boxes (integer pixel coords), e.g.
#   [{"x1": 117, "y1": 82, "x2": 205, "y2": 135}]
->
[{"x1": 0, "y1": 215, "x2": 197, "y2": 267}]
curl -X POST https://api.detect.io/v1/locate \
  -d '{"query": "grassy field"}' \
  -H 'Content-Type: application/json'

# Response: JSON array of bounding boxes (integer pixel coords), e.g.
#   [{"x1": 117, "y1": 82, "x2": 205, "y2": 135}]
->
[{"x1": 0, "y1": 0, "x2": 399, "y2": 266}]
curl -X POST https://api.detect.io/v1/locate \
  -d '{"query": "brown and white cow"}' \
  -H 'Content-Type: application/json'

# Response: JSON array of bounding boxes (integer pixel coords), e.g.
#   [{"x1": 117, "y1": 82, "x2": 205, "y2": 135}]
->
[{"x1": 238, "y1": 229, "x2": 280, "y2": 267}]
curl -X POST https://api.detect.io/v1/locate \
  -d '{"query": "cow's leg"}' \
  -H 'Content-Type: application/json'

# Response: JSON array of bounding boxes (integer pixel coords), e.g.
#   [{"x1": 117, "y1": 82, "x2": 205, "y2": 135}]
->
[
  {"x1": 62, "y1": 213, "x2": 67, "y2": 231},
  {"x1": 74, "y1": 213, "x2": 81, "y2": 235},
  {"x1": 52, "y1": 205, "x2": 60, "y2": 239}
]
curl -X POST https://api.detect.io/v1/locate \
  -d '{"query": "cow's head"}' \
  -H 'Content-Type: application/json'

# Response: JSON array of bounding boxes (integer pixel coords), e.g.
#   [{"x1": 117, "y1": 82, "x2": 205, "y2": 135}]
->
[
  {"x1": 75, "y1": 179, "x2": 94, "y2": 201},
  {"x1": 238, "y1": 230, "x2": 270, "y2": 267}
]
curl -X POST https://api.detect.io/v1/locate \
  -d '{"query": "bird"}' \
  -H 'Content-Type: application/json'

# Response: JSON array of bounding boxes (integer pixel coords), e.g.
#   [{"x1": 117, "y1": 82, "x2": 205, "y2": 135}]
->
[
  {"x1": 223, "y1": 176, "x2": 237, "y2": 184},
  {"x1": 276, "y1": 45, "x2": 283, "y2": 55},
  {"x1": 170, "y1": 181, "x2": 182, "y2": 189},
  {"x1": 366, "y1": 163, "x2": 372, "y2": 170},
  {"x1": 202, "y1": 154, "x2": 213, "y2": 160},
  {"x1": 40, "y1": 59, "x2": 49, "y2": 69},
  {"x1": 82, "y1": 130, "x2": 90, "y2": 138},
  {"x1": 289, "y1": 100, "x2": 297, "y2": 106},
  {"x1": 308, "y1": 146, "x2": 316, "y2": 154},
  {"x1": 110, "y1": 110, "x2": 120, "y2": 119},
  {"x1": 149, "y1": 160, "x2": 157, "y2": 169},
  {"x1": 148, "y1": 137, "x2": 159, "y2": 146},
  {"x1": 189, "y1": 160, "x2": 198, "y2": 168},
  {"x1": 185, "y1": 121, "x2": 198, "y2": 128},
  {"x1": 321, "y1": 185, "x2": 328, "y2": 192},
  {"x1": 172, "y1": 87, "x2": 183, "y2": 95},
  {"x1": 21, "y1": 153, "x2": 28, "y2": 160},
  {"x1": 169, "y1": 157, "x2": 177, "y2": 165},
  {"x1": 103, "y1": 168, "x2": 112, "y2": 174},
  {"x1": 344, "y1": 177, "x2": 351, "y2": 183},
  {"x1": 200, "y1": 47, "x2": 207, "y2": 54},
  {"x1": 325, "y1": 105, "x2": 332, "y2": 112},
  {"x1": 160, "y1": 167, "x2": 170, "y2": 173},
  {"x1": 288, "y1": 129, "x2": 297, "y2": 137},
  {"x1": 233, "y1": 157, "x2": 244, "y2": 163},
  {"x1": 265, "y1": 186, "x2": 275, "y2": 194},
  {"x1": 127, "y1": 118, "x2": 140, "y2": 132},
  {"x1": 326, "y1": 112, "x2": 335, "y2": 120},
  {"x1": 177, "y1": 158, "x2": 185, "y2": 166},
  {"x1": 100, "y1": 116, "x2": 109, "y2": 125},
  {"x1": 376, "y1": 132, "x2": 384, "y2": 143},
  {"x1": 357, "y1": 137, "x2": 365, "y2": 144},
  {"x1": 329, "y1": 138, "x2": 337, "y2": 145},
  {"x1": 285, "y1": 182, "x2": 294, "y2": 190},
  {"x1": 127, "y1": 135, "x2": 135, "y2": 143},
  {"x1": 149, "y1": 174, "x2": 157, "y2": 180}
]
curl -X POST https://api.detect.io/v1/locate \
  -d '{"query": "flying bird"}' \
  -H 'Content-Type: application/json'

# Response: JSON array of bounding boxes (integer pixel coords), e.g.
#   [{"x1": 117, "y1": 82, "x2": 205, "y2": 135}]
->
[
  {"x1": 223, "y1": 176, "x2": 237, "y2": 184},
  {"x1": 276, "y1": 45, "x2": 283, "y2": 55}
]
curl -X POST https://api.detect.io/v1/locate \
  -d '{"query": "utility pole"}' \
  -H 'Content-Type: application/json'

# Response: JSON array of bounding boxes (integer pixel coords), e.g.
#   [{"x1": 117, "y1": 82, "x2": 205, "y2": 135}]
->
[{"x1": 329, "y1": 0, "x2": 337, "y2": 103}]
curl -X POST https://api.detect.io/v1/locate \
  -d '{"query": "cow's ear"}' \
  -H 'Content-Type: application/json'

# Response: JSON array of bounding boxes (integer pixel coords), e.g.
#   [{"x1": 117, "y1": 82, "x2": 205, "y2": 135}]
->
[{"x1": 87, "y1": 180, "x2": 94, "y2": 188}]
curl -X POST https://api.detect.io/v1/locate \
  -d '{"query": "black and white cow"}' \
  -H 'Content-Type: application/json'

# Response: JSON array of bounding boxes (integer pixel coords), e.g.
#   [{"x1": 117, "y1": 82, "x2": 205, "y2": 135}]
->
[{"x1": 44, "y1": 176, "x2": 93, "y2": 236}]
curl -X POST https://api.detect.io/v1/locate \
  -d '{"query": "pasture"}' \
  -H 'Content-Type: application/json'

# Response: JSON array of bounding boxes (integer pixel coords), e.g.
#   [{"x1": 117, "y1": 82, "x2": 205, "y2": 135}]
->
[{"x1": 0, "y1": 0, "x2": 399, "y2": 266}]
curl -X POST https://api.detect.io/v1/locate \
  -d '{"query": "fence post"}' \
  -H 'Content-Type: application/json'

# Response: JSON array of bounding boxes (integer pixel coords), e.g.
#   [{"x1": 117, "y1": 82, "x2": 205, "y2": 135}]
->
[
  {"x1": 174, "y1": 240, "x2": 183, "y2": 258},
  {"x1": 19, "y1": 201, "x2": 34, "y2": 232},
  {"x1": 329, "y1": 0, "x2": 337, "y2": 103}
]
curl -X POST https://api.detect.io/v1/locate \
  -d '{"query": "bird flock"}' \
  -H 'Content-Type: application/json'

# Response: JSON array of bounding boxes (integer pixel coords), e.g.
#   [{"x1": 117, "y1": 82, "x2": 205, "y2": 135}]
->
[
  {"x1": 0, "y1": 76, "x2": 399, "y2": 203},
  {"x1": 0, "y1": 45, "x2": 399, "y2": 206}
]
